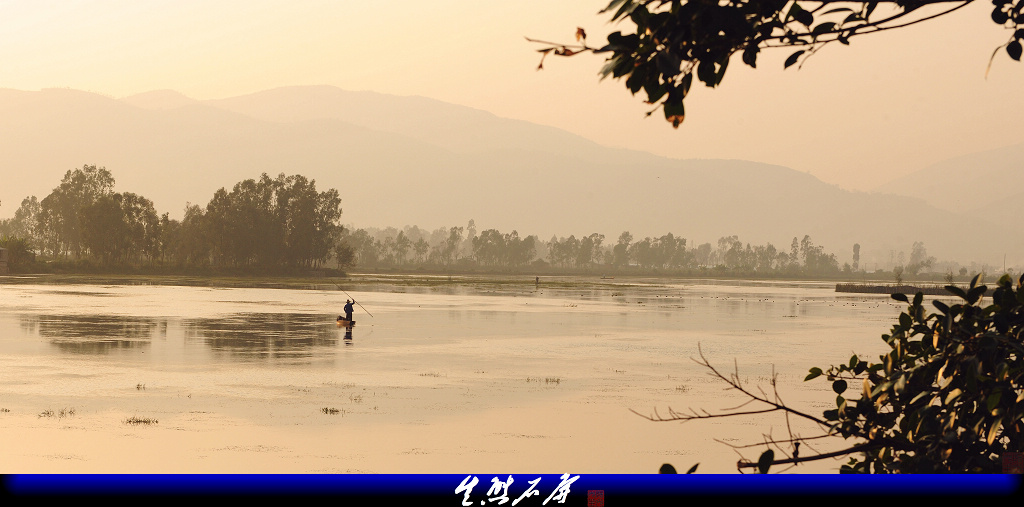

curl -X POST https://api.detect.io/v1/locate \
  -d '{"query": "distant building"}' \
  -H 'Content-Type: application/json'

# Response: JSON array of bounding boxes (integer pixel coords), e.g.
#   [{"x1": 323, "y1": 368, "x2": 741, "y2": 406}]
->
[{"x1": 0, "y1": 247, "x2": 8, "y2": 274}]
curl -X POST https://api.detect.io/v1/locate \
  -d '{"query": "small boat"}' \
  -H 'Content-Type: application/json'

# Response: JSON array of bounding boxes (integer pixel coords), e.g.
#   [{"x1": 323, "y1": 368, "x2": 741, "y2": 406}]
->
[{"x1": 336, "y1": 319, "x2": 356, "y2": 327}]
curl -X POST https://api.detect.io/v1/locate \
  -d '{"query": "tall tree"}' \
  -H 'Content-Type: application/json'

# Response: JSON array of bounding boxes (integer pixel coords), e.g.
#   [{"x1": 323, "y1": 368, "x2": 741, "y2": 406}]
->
[
  {"x1": 613, "y1": 231, "x2": 632, "y2": 267},
  {"x1": 0, "y1": 196, "x2": 41, "y2": 246},
  {"x1": 80, "y1": 192, "x2": 159, "y2": 265},
  {"x1": 906, "y1": 241, "x2": 935, "y2": 275},
  {"x1": 202, "y1": 173, "x2": 342, "y2": 269},
  {"x1": 37, "y1": 165, "x2": 114, "y2": 259}
]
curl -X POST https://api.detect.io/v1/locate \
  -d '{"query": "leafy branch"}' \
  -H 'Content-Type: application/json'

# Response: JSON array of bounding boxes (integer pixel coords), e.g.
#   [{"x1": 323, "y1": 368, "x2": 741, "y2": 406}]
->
[
  {"x1": 635, "y1": 272, "x2": 1024, "y2": 473},
  {"x1": 530, "y1": 0, "x2": 1023, "y2": 126}
]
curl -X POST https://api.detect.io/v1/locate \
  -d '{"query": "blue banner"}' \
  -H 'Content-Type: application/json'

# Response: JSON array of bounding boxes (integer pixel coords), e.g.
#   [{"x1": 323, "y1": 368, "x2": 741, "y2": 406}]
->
[{"x1": 3, "y1": 474, "x2": 1021, "y2": 502}]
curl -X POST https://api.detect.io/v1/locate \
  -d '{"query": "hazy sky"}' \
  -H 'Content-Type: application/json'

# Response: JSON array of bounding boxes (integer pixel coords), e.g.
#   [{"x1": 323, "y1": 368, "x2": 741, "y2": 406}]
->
[{"x1": 1, "y1": 0, "x2": 1021, "y2": 191}]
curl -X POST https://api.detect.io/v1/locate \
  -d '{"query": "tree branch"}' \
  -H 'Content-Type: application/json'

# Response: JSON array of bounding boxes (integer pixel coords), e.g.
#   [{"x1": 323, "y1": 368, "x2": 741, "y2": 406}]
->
[{"x1": 736, "y1": 441, "x2": 884, "y2": 469}]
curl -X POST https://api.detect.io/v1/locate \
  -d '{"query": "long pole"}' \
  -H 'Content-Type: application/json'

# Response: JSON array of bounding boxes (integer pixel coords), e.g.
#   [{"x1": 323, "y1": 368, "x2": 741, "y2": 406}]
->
[{"x1": 334, "y1": 283, "x2": 373, "y2": 318}]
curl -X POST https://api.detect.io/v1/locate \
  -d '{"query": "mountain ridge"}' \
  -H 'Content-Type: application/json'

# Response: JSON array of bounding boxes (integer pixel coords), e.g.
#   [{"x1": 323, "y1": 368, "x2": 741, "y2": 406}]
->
[{"x1": 0, "y1": 85, "x2": 1019, "y2": 266}]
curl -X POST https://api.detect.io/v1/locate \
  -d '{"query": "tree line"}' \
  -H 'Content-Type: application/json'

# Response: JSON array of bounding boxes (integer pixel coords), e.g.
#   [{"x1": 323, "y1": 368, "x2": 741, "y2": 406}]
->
[
  {"x1": 341, "y1": 222, "x2": 848, "y2": 277},
  {"x1": 0, "y1": 165, "x2": 343, "y2": 273},
  {"x1": 3, "y1": 164, "x2": 984, "y2": 279}
]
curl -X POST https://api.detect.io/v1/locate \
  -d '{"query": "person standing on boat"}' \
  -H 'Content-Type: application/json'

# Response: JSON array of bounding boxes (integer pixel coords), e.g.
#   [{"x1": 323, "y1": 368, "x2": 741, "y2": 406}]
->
[{"x1": 343, "y1": 299, "x2": 355, "y2": 322}]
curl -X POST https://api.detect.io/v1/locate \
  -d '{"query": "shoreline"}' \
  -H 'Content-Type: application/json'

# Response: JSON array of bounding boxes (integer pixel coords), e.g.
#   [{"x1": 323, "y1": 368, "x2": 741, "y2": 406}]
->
[{"x1": 1, "y1": 271, "x2": 964, "y2": 291}]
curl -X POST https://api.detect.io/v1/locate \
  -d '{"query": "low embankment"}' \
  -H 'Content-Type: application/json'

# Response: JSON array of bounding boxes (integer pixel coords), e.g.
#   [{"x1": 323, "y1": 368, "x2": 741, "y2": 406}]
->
[{"x1": 835, "y1": 283, "x2": 992, "y2": 296}]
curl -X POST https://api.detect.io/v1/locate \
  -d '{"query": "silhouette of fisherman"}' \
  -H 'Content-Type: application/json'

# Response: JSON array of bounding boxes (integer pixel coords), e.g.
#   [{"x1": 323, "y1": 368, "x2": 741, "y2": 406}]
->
[{"x1": 342, "y1": 299, "x2": 355, "y2": 322}]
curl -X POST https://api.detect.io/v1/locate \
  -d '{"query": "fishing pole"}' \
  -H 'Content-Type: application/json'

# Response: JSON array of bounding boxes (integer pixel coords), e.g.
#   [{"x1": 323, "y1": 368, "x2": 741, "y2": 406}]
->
[{"x1": 334, "y1": 282, "x2": 373, "y2": 318}]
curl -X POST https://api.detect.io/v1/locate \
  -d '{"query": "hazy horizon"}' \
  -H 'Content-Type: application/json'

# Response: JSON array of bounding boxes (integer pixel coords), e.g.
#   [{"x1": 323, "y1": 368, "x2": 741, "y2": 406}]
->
[{"x1": 1, "y1": 1, "x2": 1021, "y2": 194}]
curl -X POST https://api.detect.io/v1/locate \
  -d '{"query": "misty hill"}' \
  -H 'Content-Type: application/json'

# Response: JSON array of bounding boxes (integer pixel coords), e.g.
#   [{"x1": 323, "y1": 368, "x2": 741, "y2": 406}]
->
[
  {"x1": 121, "y1": 89, "x2": 200, "y2": 110},
  {"x1": 0, "y1": 86, "x2": 1019, "y2": 267},
  {"x1": 877, "y1": 141, "x2": 1024, "y2": 220}
]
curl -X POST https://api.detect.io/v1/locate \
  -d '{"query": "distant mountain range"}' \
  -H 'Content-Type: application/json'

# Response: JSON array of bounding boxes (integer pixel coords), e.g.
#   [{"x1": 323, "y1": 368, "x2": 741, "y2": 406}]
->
[
  {"x1": 0, "y1": 86, "x2": 1020, "y2": 267},
  {"x1": 875, "y1": 141, "x2": 1024, "y2": 224}
]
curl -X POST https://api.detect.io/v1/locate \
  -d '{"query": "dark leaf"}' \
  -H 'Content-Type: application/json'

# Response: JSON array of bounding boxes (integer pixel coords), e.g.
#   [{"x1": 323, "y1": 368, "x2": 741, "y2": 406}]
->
[
  {"x1": 946, "y1": 285, "x2": 969, "y2": 300},
  {"x1": 833, "y1": 379, "x2": 848, "y2": 394},
  {"x1": 891, "y1": 293, "x2": 908, "y2": 302},
  {"x1": 794, "y1": 10, "x2": 814, "y2": 27},
  {"x1": 1008, "y1": 40, "x2": 1022, "y2": 61},
  {"x1": 714, "y1": 56, "x2": 730, "y2": 86},
  {"x1": 899, "y1": 312, "x2": 912, "y2": 329},
  {"x1": 686, "y1": 463, "x2": 699, "y2": 474},
  {"x1": 663, "y1": 98, "x2": 685, "y2": 128},
  {"x1": 658, "y1": 463, "x2": 677, "y2": 474},
  {"x1": 967, "y1": 285, "x2": 987, "y2": 304},
  {"x1": 757, "y1": 449, "x2": 774, "y2": 474},
  {"x1": 644, "y1": 80, "x2": 667, "y2": 103},
  {"x1": 993, "y1": 7, "x2": 1010, "y2": 24},
  {"x1": 866, "y1": 2, "x2": 878, "y2": 18},
  {"x1": 805, "y1": 367, "x2": 823, "y2": 381},
  {"x1": 812, "y1": 22, "x2": 837, "y2": 36},
  {"x1": 986, "y1": 392, "x2": 1002, "y2": 412},
  {"x1": 742, "y1": 44, "x2": 759, "y2": 68},
  {"x1": 656, "y1": 51, "x2": 682, "y2": 78},
  {"x1": 697, "y1": 59, "x2": 715, "y2": 84},
  {"x1": 784, "y1": 50, "x2": 805, "y2": 69}
]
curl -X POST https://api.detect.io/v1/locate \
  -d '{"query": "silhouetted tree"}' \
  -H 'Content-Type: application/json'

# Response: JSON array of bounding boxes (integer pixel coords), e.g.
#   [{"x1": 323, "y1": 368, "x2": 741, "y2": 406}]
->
[
  {"x1": 907, "y1": 241, "x2": 935, "y2": 275},
  {"x1": 37, "y1": 165, "x2": 114, "y2": 259},
  {"x1": 532, "y1": 1, "x2": 1022, "y2": 126},
  {"x1": 613, "y1": 231, "x2": 632, "y2": 267}
]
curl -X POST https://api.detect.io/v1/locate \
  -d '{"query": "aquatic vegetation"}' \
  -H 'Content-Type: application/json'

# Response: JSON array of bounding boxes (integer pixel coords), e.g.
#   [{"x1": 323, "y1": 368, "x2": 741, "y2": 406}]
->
[
  {"x1": 124, "y1": 416, "x2": 158, "y2": 425},
  {"x1": 525, "y1": 377, "x2": 563, "y2": 385}
]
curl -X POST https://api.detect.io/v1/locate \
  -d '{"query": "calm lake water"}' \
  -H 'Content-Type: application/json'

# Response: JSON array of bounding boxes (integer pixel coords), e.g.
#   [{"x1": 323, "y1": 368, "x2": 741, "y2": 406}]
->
[{"x1": 0, "y1": 275, "x2": 912, "y2": 473}]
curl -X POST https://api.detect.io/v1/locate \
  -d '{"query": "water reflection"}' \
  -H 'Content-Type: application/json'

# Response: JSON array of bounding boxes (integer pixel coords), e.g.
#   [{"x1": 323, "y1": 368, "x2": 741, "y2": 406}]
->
[
  {"x1": 20, "y1": 314, "x2": 157, "y2": 354},
  {"x1": 183, "y1": 313, "x2": 338, "y2": 359}
]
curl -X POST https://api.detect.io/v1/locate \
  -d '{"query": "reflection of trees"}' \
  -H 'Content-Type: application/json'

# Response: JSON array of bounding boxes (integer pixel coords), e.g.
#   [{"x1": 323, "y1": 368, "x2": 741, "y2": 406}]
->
[
  {"x1": 183, "y1": 313, "x2": 337, "y2": 359},
  {"x1": 21, "y1": 314, "x2": 158, "y2": 354}
]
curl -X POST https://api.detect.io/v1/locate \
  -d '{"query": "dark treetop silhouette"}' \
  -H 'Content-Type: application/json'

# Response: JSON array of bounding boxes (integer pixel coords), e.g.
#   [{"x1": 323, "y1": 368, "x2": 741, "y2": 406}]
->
[{"x1": 531, "y1": 1, "x2": 1023, "y2": 126}]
